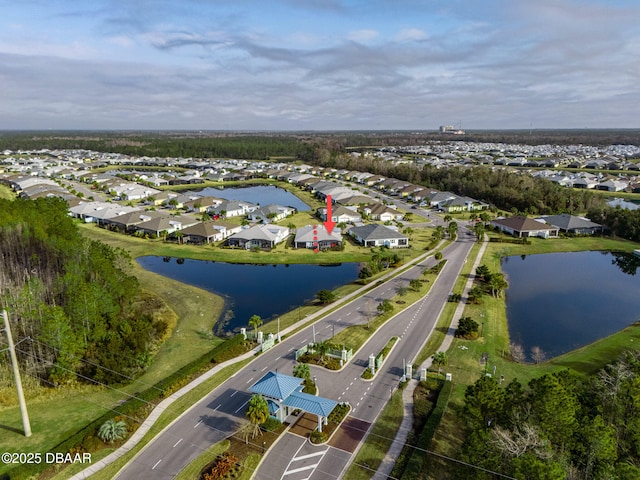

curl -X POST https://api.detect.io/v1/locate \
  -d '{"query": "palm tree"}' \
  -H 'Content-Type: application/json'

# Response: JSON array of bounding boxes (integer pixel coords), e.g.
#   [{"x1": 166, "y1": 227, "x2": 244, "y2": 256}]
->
[
  {"x1": 402, "y1": 227, "x2": 414, "y2": 240},
  {"x1": 447, "y1": 221, "x2": 458, "y2": 239},
  {"x1": 314, "y1": 340, "x2": 330, "y2": 362},
  {"x1": 473, "y1": 222, "x2": 485, "y2": 241},
  {"x1": 432, "y1": 225, "x2": 445, "y2": 240},
  {"x1": 432, "y1": 352, "x2": 447, "y2": 376},
  {"x1": 488, "y1": 273, "x2": 508, "y2": 298},
  {"x1": 248, "y1": 314, "x2": 263, "y2": 339},
  {"x1": 98, "y1": 419, "x2": 128, "y2": 444},
  {"x1": 246, "y1": 394, "x2": 269, "y2": 438},
  {"x1": 293, "y1": 362, "x2": 311, "y2": 381}
]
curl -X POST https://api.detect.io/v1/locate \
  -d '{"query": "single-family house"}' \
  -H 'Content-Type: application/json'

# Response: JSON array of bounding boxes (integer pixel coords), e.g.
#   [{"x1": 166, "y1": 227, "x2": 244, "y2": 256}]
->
[
  {"x1": 360, "y1": 203, "x2": 404, "y2": 222},
  {"x1": 133, "y1": 214, "x2": 199, "y2": 237},
  {"x1": 317, "y1": 205, "x2": 362, "y2": 224},
  {"x1": 490, "y1": 216, "x2": 559, "y2": 239},
  {"x1": 294, "y1": 225, "x2": 343, "y2": 250},
  {"x1": 208, "y1": 200, "x2": 257, "y2": 218},
  {"x1": 537, "y1": 214, "x2": 604, "y2": 235},
  {"x1": 247, "y1": 204, "x2": 296, "y2": 223},
  {"x1": 183, "y1": 196, "x2": 224, "y2": 213},
  {"x1": 68, "y1": 202, "x2": 140, "y2": 224},
  {"x1": 227, "y1": 224, "x2": 290, "y2": 249},
  {"x1": 349, "y1": 224, "x2": 409, "y2": 248},
  {"x1": 179, "y1": 220, "x2": 227, "y2": 244},
  {"x1": 102, "y1": 210, "x2": 166, "y2": 233},
  {"x1": 598, "y1": 179, "x2": 628, "y2": 192}
]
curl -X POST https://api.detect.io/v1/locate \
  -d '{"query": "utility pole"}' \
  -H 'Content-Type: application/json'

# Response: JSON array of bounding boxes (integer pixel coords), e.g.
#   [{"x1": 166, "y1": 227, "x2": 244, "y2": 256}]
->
[{"x1": 1, "y1": 310, "x2": 32, "y2": 437}]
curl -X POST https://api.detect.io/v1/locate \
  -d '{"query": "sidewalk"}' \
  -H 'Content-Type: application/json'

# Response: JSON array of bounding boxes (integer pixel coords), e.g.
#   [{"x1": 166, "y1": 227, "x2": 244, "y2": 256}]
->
[
  {"x1": 70, "y1": 345, "x2": 260, "y2": 480},
  {"x1": 372, "y1": 235, "x2": 489, "y2": 480},
  {"x1": 71, "y1": 247, "x2": 438, "y2": 479}
]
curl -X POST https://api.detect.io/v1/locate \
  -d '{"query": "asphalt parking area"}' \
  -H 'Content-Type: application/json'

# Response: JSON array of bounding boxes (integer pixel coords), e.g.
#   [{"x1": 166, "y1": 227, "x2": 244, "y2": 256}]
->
[{"x1": 328, "y1": 417, "x2": 371, "y2": 453}]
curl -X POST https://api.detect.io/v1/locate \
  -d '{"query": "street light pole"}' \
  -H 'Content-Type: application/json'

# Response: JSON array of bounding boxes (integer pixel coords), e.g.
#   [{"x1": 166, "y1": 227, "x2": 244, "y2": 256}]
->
[{"x1": 2, "y1": 310, "x2": 31, "y2": 437}]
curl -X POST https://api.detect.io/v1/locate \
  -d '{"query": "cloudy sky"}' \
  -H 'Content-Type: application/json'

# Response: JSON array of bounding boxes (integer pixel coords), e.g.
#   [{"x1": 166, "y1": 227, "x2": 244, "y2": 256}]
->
[{"x1": 1, "y1": 0, "x2": 639, "y2": 130}]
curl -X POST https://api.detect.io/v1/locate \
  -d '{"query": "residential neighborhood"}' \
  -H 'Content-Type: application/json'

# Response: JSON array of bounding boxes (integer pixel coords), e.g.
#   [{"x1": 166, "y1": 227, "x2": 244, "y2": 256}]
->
[{"x1": 1, "y1": 140, "x2": 635, "y2": 254}]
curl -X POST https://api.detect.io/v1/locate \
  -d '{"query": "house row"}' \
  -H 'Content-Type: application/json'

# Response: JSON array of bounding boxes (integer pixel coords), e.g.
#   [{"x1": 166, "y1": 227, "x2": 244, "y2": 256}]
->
[
  {"x1": 222, "y1": 222, "x2": 410, "y2": 250},
  {"x1": 317, "y1": 202, "x2": 405, "y2": 224}
]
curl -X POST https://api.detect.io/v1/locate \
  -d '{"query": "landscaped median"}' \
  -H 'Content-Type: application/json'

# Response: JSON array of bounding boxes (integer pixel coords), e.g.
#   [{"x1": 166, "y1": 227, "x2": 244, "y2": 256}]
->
[{"x1": 362, "y1": 337, "x2": 399, "y2": 380}]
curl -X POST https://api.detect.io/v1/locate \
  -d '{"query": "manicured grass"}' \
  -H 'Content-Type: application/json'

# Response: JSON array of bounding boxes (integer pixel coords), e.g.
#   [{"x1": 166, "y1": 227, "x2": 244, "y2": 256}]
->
[
  {"x1": 174, "y1": 440, "x2": 230, "y2": 480},
  {"x1": 344, "y1": 384, "x2": 406, "y2": 480}
]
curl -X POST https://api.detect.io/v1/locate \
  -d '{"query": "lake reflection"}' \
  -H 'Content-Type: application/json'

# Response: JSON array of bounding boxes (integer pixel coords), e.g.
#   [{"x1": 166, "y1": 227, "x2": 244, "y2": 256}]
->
[
  {"x1": 136, "y1": 257, "x2": 359, "y2": 335},
  {"x1": 502, "y1": 251, "x2": 640, "y2": 361}
]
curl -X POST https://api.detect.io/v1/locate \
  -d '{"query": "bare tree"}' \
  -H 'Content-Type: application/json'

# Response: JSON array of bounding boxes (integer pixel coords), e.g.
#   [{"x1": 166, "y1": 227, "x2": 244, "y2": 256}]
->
[
  {"x1": 510, "y1": 342, "x2": 526, "y2": 363},
  {"x1": 491, "y1": 423, "x2": 552, "y2": 459},
  {"x1": 530, "y1": 346, "x2": 546, "y2": 364}
]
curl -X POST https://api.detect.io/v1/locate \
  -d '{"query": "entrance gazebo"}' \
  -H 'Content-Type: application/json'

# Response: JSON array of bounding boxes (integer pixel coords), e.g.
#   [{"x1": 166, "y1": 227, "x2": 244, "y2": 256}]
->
[{"x1": 248, "y1": 371, "x2": 337, "y2": 432}]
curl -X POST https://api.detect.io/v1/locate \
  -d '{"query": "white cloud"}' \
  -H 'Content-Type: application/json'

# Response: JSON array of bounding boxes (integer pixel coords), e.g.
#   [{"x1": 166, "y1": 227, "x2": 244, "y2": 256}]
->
[
  {"x1": 395, "y1": 28, "x2": 428, "y2": 42},
  {"x1": 346, "y1": 29, "x2": 379, "y2": 43}
]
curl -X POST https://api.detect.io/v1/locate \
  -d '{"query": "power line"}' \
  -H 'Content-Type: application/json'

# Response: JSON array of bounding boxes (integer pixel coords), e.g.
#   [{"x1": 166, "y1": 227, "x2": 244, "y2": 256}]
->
[
  {"x1": 15, "y1": 338, "x2": 515, "y2": 477},
  {"x1": 28, "y1": 337, "x2": 165, "y2": 394}
]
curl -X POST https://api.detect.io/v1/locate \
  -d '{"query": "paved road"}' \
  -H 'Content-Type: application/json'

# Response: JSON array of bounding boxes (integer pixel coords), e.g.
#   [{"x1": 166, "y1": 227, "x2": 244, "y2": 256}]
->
[
  {"x1": 115, "y1": 230, "x2": 473, "y2": 480},
  {"x1": 254, "y1": 228, "x2": 474, "y2": 479}
]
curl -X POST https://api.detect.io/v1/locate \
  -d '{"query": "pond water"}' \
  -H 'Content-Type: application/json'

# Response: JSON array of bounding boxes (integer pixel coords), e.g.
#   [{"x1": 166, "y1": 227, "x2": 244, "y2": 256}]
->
[
  {"x1": 198, "y1": 185, "x2": 310, "y2": 211},
  {"x1": 502, "y1": 251, "x2": 640, "y2": 361},
  {"x1": 136, "y1": 257, "x2": 359, "y2": 335}
]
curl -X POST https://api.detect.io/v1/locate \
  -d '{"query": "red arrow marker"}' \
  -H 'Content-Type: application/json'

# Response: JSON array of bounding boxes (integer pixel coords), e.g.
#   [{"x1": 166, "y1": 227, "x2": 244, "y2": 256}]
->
[{"x1": 323, "y1": 194, "x2": 335, "y2": 234}]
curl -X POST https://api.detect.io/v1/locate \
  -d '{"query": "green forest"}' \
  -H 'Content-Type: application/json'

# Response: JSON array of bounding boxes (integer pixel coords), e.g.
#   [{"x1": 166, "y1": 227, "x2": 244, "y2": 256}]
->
[
  {"x1": 0, "y1": 197, "x2": 168, "y2": 386},
  {"x1": 459, "y1": 351, "x2": 640, "y2": 479}
]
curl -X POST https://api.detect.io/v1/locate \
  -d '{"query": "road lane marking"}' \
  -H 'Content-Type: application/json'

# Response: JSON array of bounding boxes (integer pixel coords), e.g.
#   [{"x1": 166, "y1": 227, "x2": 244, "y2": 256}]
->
[
  {"x1": 283, "y1": 464, "x2": 320, "y2": 475},
  {"x1": 230, "y1": 391, "x2": 237, "y2": 397},
  {"x1": 214, "y1": 404, "x2": 222, "y2": 411},
  {"x1": 173, "y1": 439, "x2": 183, "y2": 448},
  {"x1": 194, "y1": 420, "x2": 202, "y2": 428},
  {"x1": 246, "y1": 377, "x2": 254, "y2": 384},
  {"x1": 234, "y1": 400, "x2": 249, "y2": 414},
  {"x1": 152, "y1": 459, "x2": 162, "y2": 470},
  {"x1": 294, "y1": 450, "x2": 327, "y2": 461},
  {"x1": 261, "y1": 365, "x2": 269, "y2": 371}
]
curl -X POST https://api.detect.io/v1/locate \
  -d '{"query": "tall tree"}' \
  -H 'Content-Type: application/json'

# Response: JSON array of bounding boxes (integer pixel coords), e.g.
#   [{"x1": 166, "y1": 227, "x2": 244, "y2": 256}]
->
[{"x1": 246, "y1": 394, "x2": 269, "y2": 438}]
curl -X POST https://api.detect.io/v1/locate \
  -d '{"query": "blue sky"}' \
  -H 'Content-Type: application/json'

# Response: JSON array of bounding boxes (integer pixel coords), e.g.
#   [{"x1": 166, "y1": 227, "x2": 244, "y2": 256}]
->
[{"x1": 1, "y1": 0, "x2": 639, "y2": 130}]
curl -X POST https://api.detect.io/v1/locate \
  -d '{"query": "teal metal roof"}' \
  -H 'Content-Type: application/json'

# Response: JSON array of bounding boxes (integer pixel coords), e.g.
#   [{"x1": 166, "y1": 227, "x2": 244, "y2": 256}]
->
[
  {"x1": 248, "y1": 371, "x2": 303, "y2": 401},
  {"x1": 282, "y1": 391, "x2": 337, "y2": 417}
]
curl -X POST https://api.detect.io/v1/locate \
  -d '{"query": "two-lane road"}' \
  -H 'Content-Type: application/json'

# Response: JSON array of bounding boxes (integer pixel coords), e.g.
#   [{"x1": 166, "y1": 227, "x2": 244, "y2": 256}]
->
[{"x1": 116, "y1": 232, "x2": 474, "y2": 480}]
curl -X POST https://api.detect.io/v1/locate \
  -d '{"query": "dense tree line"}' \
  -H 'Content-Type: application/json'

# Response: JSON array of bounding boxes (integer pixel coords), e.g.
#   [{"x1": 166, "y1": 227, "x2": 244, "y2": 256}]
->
[
  {"x1": 587, "y1": 206, "x2": 640, "y2": 243},
  {"x1": 0, "y1": 132, "x2": 315, "y2": 161},
  {"x1": 457, "y1": 351, "x2": 640, "y2": 479},
  {"x1": 0, "y1": 197, "x2": 167, "y2": 385}
]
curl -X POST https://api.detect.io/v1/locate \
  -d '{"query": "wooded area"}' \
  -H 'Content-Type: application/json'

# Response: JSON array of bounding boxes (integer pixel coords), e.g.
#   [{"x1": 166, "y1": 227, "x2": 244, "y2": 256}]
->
[
  {"x1": 0, "y1": 197, "x2": 168, "y2": 386},
  {"x1": 458, "y1": 350, "x2": 640, "y2": 479}
]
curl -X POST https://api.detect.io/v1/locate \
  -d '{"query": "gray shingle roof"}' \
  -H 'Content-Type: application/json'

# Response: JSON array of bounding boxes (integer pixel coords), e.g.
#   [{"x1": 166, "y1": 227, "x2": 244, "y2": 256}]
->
[
  {"x1": 349, "y1": 224, "x2": 408, "y2": 241},
  {"x1": 539, "y1": 214, "x2": 602, "y2": 231}
]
